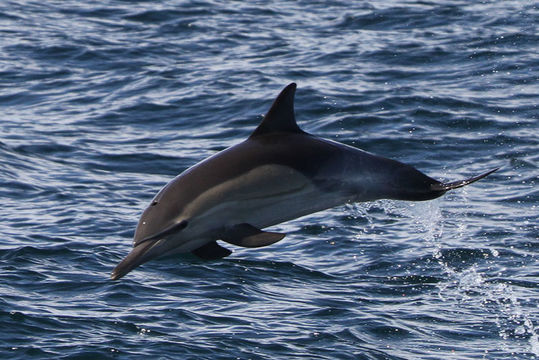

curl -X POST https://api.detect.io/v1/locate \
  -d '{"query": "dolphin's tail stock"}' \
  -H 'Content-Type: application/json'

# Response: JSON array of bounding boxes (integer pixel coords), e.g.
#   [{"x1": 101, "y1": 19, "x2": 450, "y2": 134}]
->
[{"x1": 430, "y1": 168, "x2": 499, "y2": 192}]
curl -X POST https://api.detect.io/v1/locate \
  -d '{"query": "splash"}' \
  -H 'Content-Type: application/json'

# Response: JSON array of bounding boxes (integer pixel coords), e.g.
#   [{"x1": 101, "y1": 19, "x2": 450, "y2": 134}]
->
[
  {"x1": 348, "y1": 198, "x2": 538, "y2": 357},
  {"x1": 405, "y1": 197, "x2": 537, "y2": 357},
  {"x1": 445, "y1": 265, "x2": 538, "y2": 357}
]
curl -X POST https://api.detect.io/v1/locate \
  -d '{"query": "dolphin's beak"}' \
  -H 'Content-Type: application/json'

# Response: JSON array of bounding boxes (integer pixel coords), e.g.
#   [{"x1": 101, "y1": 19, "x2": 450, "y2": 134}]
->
[
  {"x1": 112, "y1": 220, "x2": 190, "y2": 280},
  {"x1": 111, "y1": 239, "x2": 161, "y2": 280}
]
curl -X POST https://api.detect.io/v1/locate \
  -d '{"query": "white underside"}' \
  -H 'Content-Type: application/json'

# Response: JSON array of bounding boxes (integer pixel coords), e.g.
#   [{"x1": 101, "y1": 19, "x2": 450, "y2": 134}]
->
[{"x1": 158, "y1": 164, "x2": 349, "y2": 254}]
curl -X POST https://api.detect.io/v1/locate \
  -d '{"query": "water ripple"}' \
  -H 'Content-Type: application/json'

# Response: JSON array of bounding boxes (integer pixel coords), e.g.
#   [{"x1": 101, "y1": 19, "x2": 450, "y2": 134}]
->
[{"x1": 0, "y1": 0, "x2": 537, "y2": 359}]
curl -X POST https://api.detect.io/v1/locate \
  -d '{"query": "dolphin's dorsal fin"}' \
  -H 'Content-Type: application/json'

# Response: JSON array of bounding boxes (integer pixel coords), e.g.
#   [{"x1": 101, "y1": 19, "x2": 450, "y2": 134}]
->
[{"x1": 249, "y1": 83, "x2": 304, "y2": 138}]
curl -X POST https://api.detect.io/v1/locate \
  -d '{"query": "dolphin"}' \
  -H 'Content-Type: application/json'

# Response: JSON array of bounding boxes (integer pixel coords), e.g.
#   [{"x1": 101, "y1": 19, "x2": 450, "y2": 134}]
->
[{"x1": 111, "y1": 83, "x2": 497, "y2": 280}]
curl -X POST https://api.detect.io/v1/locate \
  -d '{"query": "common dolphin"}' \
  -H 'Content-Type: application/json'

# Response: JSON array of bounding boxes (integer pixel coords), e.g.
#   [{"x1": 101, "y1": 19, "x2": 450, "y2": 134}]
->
[{"x1": 111, "y1": 83, "x2": 497, "y2": 280}]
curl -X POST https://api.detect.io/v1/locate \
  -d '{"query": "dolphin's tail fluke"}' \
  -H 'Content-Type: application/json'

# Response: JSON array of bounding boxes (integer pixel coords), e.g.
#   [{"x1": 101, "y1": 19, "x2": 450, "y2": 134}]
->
[{"x1": 430, "y1": 168, "x2": 499, "y2": 192}]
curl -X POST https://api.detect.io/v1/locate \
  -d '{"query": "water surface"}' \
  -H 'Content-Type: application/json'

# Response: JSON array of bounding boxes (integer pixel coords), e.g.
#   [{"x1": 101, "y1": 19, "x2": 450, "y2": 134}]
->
[{"x1": 1, "y1": 1, "x2": 537, "y2": 359}]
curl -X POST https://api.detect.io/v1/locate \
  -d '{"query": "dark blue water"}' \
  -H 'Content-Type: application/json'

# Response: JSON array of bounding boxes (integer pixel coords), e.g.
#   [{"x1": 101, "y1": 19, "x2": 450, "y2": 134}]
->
[{"x1": 1, "y1": 1, "x2": 537, "y2": 359}]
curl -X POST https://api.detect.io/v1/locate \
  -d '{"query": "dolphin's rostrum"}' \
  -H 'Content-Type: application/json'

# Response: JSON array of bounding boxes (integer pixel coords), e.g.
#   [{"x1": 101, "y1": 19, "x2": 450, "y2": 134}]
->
[{"x1": 111, "y1": 83, "x2": 498, "y2": 280}]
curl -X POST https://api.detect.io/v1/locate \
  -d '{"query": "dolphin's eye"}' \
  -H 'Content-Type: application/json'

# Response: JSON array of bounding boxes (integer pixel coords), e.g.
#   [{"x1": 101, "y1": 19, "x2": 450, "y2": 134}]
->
[{"x1": 151, "y1": 201, "x2": 158, "y2": 206}]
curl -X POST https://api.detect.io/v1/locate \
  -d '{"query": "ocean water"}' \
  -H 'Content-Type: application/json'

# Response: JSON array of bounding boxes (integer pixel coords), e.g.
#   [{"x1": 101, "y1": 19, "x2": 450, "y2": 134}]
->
[{"x1": 1, "y1": 0, "x2": 537, "y2": 359}]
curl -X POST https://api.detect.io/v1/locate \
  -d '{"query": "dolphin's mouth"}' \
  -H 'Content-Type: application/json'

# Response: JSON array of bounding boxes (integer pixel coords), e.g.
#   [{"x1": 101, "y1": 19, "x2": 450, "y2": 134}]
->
[
  {"x1": 133, "y1": 220, "x2": 188, "y2": 247},
  {"x1": 110, "y1": 239, "x2": 161, "y2": 280}
]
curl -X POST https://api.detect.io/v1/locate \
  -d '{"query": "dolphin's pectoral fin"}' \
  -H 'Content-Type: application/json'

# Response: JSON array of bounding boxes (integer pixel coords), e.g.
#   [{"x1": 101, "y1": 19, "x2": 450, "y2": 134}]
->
[
  {"x1": 191, "y1": 241, "x2": 232, "y2": 260},
  {"x1": 220, "y1": 223, "x2": 286, "y2": 248}
]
